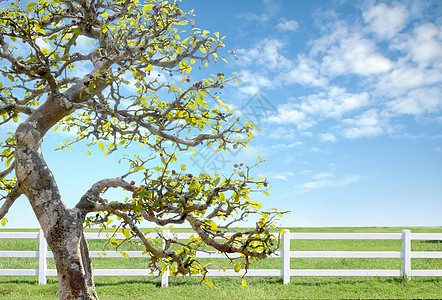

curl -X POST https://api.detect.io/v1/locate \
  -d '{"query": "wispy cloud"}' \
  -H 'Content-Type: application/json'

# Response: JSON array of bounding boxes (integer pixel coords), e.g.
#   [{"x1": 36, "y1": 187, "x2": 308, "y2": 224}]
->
[
  {"x1": 296, "y1": 174, "x2": 362, "y2": 191},
  {"x1": 277, "y1": 19, "x2": 299, "y2": 32},
  {"x1": 387, "y1": 87, "x2": 442, "y2": 116},
  {"x1": 236, "y1": 13, "x2": 269, "y2": 23},
  {"x1": 319, "y1": 133, "x2": 337, "y2": 143},
  {"x1": 341, "y1": 109, "x2": 386, "y2": 139},
  {"x1": 318, "y1": 32, "x2": 394, "y2": 76},
  {"x1": 233, "y1": 1, "x2": 441, "y2": 143},
  {"x1": 363, "y1": 3, "x2": 409, "y2": 39},
  {"x1": 266, "y1": 170, "x2": 295, "y2": 181},
  {"x1": 267, "y1": 87, "x2": 371, "y2": 134}
]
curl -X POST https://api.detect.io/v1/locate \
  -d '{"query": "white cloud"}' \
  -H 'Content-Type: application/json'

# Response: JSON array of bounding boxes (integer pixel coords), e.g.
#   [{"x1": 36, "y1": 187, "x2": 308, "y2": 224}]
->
[
  {"x1": 363, "y1": 3, "x2": 409, "y2": 39},
  {"x1": 268, "y1": 127, "x2": 297, "y2": 139},
  {"x1": 236, "y1": 144, "x2": 270, "y2": 161},
  {"x1": 236, "y1": 39, "x2": 290, "y2": 70},
  {"x1": 238, "y1": 85, "x2": 261, "y2": 96},
  {"x1": 235, "y1": 39, "x2": 293, "y2": 94},
  {"x1": 238, "y1": 69, "x2": 275, "y2": 90},
  {"x1": 268, "y1": 171, "x2": 295, "y2": 181},
  {"x1": 319, "y1": 133, "x2": 337, "y2": 142},
  {"x1": 313, "y1": 172, "x2": 334, "y2": 180},
  {"x1": 409, "y1": 24, "x2": 442, "y2": 65},
  {"x1": 387, "y1": 87, "x2": 442, "y2": 116},
  {"x1": 270, "y1": 142, "x2": 302, "y2": 151},
  {"x1": 285, "y1": 56, "x2": 328, "y2": 87},
  {"x1": 321, "y1": 35, "x2": 393, "y2": 76},
  {"x1": 296, "y1": 174, "x2": 361, "y2": 190},
  {"x1": 267, "y1": 105, "x2": 311, "y2": 129},
  {"x1": 236, "y1": 13, "x2": 269, "y2": 22},
  {"x1": 341, "y1": 109, "x2": 385, "y2": 139},
  {"x1": 298, "y1": 86, "x2": 370, "y2": 119},
  {"x1": 268, "y1": 86, "x2": 369, "y2": 125},
  {"x1": 267, "y1": 87, "x2": 371, "y2": 137},
  {"x1": 376, "y1": 63, "x2": 442, "y2": 97},
  {"x1": 373, "y1": 23, "x2": 442, "y2": 99},
  {"x1": 309, "y1": 147, "x2": 329, "y2": 154},
  {"x1": 232, "y1": 2, "x2": 441, "y2": 142},
  {"x1": 277, "y1": 19, "x2": 299, "y2": 32}
]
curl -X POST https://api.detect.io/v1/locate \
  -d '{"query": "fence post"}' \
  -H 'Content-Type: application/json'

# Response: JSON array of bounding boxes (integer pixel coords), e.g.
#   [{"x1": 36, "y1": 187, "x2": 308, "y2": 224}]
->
[
  {"x1": 282, "y1": 229, "x2": 291, "y2": 284},
  {"x1": 401, "y1": 229, "x2": 411, "y2": 280},
  {"x1": 161, "y1": 229, "x2": 170, "y2": 287},
  {"x1": 38, "y1": 229, "x2": 47, "y2": 285}
]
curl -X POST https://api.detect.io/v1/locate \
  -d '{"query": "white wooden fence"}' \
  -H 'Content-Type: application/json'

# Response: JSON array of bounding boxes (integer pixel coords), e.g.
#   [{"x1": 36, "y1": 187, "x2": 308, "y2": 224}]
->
[{"x1": 0, "y1": 229, "x2": 441, "y2": 287}]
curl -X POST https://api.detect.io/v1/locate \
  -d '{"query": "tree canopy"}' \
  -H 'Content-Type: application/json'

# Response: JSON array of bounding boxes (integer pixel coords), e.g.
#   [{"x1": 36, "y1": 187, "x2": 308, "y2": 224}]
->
[{"x1": 0, "y1": 0, "x2": 285, "y2": 297}]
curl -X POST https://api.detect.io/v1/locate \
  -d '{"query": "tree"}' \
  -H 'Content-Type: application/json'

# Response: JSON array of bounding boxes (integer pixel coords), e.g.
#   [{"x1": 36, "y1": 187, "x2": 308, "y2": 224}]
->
[{"x1": 0, "y1": 1, "x2": 284, "y2": 299}]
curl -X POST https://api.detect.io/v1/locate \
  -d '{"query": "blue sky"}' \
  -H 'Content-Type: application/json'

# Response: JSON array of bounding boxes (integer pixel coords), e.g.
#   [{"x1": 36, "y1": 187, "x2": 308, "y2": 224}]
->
[{"x1": 2, "y1": 0, "x2": 442, "y2": 228}]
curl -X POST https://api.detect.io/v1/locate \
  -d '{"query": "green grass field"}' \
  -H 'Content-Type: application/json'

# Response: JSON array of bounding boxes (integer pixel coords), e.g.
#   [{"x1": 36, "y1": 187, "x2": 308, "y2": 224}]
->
[{"x1": 1, "y1": 227, "x2": 441, "y2": 299}]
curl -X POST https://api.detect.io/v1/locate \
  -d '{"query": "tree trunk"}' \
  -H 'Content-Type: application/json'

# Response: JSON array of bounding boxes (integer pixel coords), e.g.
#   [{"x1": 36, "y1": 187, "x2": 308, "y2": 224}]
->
[
  {"x1": 14, "y1": 95, "x2": 98, "y2": 299},
  {"x1": 44, "y1": 220, "x2": 98, "y2": 299},
  {"x1": 48, "y1": 224, "x2": 98, "y2": 299}
]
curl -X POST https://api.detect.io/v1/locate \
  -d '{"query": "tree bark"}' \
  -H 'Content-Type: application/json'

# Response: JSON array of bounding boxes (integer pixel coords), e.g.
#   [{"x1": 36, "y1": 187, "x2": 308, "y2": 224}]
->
[
  {"x1": 14, "y1": 94, "x2": 98, "y2": 299},
  {"x1": 49, "y1": 220, "x2": 98, "y2": 300}
]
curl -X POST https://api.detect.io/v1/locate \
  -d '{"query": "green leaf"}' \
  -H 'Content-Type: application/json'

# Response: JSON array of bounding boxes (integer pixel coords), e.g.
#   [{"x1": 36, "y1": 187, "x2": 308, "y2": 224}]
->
[
  {"x1": 219, "y1": 193, "x2": 226, "y2": 202},
  {"x1": 180, "y1": 164, "x2": 186, "y2": 171},
  {"x1": 122, "y1": 228, "x2": 131, "y2": 239},
  {"x1": 142, "y1": 4, "x2": 154, "y2": 14},
  {"x1": 1, "y1": 218, "x2": 6, "y2": 226},
  {"x1": 209, "y1": 221, "x2": 217, "y2": 231},
  {"x1": 197, "y1": 92, "x2": 205, "y2": 106},
  {"x1": 99, "y1": 140, "x2": 104, "y2": 151},
  {"x1": 241, "y1": 279, "x2": 247, "y2": 288},
  {"x1": 249, "y1": 201, "x2": 262, "y2": 209},
  {"x1": 203, "y1": 278, "x2": 214, "y2": 287},
  {"x1": 170, "y1": 265, "x2": 176, "y2": 275},
  {"x1": 218, "y1": 99, "x2": 229, "y2": 111},
  {"x1": 234, "y1": 262, "x2": 242, "y2": 273},
  {"x1": 168, "y1": 86, "x2": 180, "y2": 93},
  {"x1": 5, "y1": 156, "x2": 13, "y2": 168}
]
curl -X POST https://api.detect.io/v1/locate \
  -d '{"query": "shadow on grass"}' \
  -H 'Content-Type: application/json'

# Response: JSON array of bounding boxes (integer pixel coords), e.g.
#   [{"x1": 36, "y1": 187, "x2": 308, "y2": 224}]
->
[
  {"x1": 91, "y1": 275, "x2": 422, "y2": 288},
  {"x1": 94, "y1": 278, "x2": 162, "y2": 288},
  {"x1": 0, "y1": 278, "x2": 40, "y2": 285},
  {"x1": 1, "y1": 275, "x2": 440, "y2": 289},
  {"x1": 424, "y1": 240, "x2": 442, "y2": 244}
]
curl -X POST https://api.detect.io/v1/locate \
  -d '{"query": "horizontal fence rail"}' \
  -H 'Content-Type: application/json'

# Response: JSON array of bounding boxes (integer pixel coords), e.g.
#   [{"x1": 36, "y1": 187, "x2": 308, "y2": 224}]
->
[{"x1": 0, "y1": 229, "x2": 441, "y2": 286}]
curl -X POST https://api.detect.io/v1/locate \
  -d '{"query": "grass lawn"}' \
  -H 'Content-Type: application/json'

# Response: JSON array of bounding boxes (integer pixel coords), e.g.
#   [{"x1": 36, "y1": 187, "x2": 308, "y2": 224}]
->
[{"x1": 1, "y1": 227, "x2": 441, "y2": 299}]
